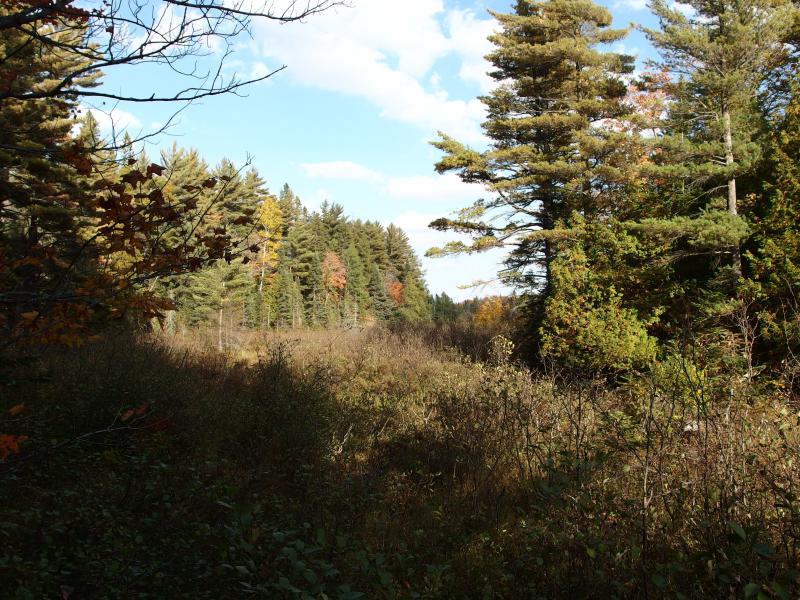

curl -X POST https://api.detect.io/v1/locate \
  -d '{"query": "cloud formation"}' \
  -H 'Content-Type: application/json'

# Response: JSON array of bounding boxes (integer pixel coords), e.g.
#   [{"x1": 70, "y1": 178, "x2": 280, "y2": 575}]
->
[
  {"x1": 251, "y1": 0, "x2": 495, "y2": 144},
  {"x1": 385, "y1": 173, "x2": 485, "y2": 203}
]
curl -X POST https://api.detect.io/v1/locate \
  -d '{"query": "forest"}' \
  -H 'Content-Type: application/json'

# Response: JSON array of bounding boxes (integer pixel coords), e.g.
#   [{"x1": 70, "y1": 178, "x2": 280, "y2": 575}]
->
[{"x1": 2, "y1": 0, "x2": 800, "y2": 598}]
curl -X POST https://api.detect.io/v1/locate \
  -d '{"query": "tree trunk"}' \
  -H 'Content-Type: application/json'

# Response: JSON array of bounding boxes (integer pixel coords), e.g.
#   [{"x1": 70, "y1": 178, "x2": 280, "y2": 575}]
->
[
  {"x1": 218, "y1": 307, "x2": 223, "y2": 351},
  {"x1": 723, "y1": 108, "x2": 742, "y2": 275},
  {"x1": 165, "y1": 289, "x2": 176, "y2": 335},
  {"x1": 723, "y1": 109, "x2": 737, "y2": 216}
]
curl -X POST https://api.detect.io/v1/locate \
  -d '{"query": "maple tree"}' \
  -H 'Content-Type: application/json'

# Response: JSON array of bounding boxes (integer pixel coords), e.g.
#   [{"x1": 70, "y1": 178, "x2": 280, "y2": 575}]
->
[
  {"x1": 322, "y1": 250, "x2": 346, "y2": 296},
  {"x1": 387, "y1": 280, "x2": 404, "y2": 305}
]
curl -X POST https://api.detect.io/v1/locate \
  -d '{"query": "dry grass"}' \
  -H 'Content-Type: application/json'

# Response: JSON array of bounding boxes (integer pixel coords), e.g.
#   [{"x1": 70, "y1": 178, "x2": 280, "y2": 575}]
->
[{"x1": 2, "y1": 326, "x2": 799, "y2": 598}]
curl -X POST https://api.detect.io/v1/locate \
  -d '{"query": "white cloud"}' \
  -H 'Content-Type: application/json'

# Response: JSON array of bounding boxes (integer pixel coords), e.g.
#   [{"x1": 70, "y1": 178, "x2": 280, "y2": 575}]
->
[
  {"x1": 445, "y1": 9, "x2": 496, "y2": 93},
  {"x1": 385, "y1": 173, "x2": 485, "y2": 202},
  {"x1": 389, "y1": 210, "x2": 453, "y2": 256},
  {"x1": 669, "y1": 1, "x2": 696, "y2": 17},
  {"x1": 250, "y1": 0, "x2": 494, "y2": 144},
  {"x1": 249, "y1": 61, "x2": 271, "y2": 80},
  {"x1": 301, "y1": 161, "x2": 384, "y2": 182}
]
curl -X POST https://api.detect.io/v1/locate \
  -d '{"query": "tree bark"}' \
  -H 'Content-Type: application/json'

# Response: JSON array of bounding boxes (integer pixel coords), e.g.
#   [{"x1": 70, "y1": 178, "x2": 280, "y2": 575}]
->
[
  {"x1": 723, "y1": 109, "x2": 737, "y2": 216},
  {"x1": 723, "y1": 108, "x2": 742, "y2": 275}
]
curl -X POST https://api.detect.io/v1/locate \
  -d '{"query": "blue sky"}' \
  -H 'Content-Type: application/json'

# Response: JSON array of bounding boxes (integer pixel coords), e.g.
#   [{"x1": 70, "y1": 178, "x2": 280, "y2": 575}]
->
[{"x1": 89, "y1": 0, "x2": 664, "y2": 301}]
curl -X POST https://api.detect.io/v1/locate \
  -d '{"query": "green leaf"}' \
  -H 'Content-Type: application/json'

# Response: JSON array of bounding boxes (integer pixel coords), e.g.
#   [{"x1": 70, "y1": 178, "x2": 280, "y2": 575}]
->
[
  {"x1": 744, "y1": 582, "x2": 760, "y2": 598},
  {"x1": 731, "y1": 522, "x2": 747, "y2": 541},
  {"x1": 753, "y1": 542, "x2": 775, "y2": 557},
  {"x1": 651, "y1": 574, "x2": 667, "y2": 589}
]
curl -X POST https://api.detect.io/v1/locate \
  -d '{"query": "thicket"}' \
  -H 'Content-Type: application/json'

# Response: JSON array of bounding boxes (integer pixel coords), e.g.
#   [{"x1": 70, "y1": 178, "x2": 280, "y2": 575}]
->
[{"x1": 2, "y1": 330, "x2": 799, "y2": 598}]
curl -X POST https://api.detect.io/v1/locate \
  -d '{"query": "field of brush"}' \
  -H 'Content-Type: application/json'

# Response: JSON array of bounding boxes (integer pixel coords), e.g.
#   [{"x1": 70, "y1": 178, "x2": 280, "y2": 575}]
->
[{"x1": 2, "y1": 327, "x2": 799, "y2": 599}]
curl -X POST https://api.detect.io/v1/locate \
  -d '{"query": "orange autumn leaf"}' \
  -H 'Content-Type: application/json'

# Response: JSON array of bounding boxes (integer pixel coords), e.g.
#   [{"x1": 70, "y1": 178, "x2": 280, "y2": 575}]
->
[
  {"x1": 387, "y1": 281, "x2": 404, "y2": 304},
  {"x1": 121, "y1": 403, "x2": 149, "y2": 422},
  {"x1": 8, "y1": 403, "x2": 27, "y2": 416}
]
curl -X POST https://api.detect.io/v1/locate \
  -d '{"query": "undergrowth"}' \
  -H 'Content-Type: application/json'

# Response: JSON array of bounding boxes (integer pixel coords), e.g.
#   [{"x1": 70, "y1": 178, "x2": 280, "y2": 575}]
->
[{"x1": 1, "y1": 328, "x2": 799, "y2": 598}]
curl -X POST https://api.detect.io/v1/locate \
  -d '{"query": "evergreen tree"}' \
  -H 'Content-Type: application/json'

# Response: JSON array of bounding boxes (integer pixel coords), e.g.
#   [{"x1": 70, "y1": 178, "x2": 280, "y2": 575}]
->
[
  {"x1": 642, "y1": 0, "x2": 795, "y2": 269},
  {"x1": 744, "y1": 81, "x2": 800, "y2": 363},
  {"x1": 343, "y1": 243, "x2": 370, "y2": 321},
  {"x1": 178, "y1": 258, "x2": 254, "y2": 347},
  {"x1": 277, "y1": 183, "x2": 305, "y2": 236},
  {"x1": 429, "y1": 0, "x2": 635, "y2": 364},
  {"x1": 321, "y1": 202, "x2": 348, "y2": 253},
  {"x1": 368, "y1": 264, "x2": 395, "y2": 323},
  {"x1": 0, "y1": 15, "x2": 103, "y2": 342},
  {"x1": 211, "y1": 159, "x2": 261, "y2": 242},
  {"x1": 432, "y1": 293, "x2": 458, "y2": 323}
]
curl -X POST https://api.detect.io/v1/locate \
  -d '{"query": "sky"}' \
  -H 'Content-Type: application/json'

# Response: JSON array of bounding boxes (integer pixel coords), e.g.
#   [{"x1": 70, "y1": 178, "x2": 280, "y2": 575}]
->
[{"x1": 89, "y1": 0, "x2": 665, "y2": 301}]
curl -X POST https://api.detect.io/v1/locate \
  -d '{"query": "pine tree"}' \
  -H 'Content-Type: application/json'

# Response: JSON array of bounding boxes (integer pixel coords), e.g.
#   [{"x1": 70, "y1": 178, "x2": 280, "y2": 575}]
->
[
  {"x1": 211, "y1": 159, "x2": 261, "y2": 242},
  {"x1": 642, "y1": 0, "x2": 795, "y2": 271},
  {"x1": 538, "y1": 217, "x2": 657, "y2": 371},
  {"x1": 429, "y1": 0, "x2": 634, "y2": 363},
  {"x1": 321, "y1": 202, "x2": 348, "y2": 253},
  {"x1": 0, "y1": 14, "x2": 102, "y2": 342},
  {"x1": 178, "y1": 258, "x2": 254, "y2": 348},
  {"x1": 277, "y1": 183, "x2": 305, "y2": 236},
  {"x1": 368, "y1": 264, "x2": 395, "y2": 323},
  {"x1": 342, "y1": 243, "x2": 370, "y2": 322},
  {"x1": 432, "y1": 292, "x2": 458, "y2": 323}
]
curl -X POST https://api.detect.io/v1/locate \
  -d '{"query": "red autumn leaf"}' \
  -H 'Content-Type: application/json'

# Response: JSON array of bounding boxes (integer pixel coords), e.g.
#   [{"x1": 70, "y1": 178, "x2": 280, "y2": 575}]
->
[
  {"x1": 121, "y1": 170, "x2": 147, "y2": 186},
  {"x1": 0, "y1": 434, "x2": 29, "y2": 460}
]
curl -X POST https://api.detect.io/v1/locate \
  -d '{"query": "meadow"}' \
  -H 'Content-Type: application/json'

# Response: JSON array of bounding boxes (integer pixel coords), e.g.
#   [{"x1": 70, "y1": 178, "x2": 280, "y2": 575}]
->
[{"x1": 2, "y1": 326, "x2": 798, "y2": 599}]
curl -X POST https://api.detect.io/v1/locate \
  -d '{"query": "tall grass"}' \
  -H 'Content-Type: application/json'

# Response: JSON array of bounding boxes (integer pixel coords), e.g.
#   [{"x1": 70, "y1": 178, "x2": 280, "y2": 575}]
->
[{"x1": 1, "y1": 327, "x2": 798, "y2": 598}]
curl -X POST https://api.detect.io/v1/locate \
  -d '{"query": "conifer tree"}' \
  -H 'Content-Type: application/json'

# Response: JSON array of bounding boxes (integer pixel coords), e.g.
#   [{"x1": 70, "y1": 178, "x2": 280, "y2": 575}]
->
[
  {"x1": 432, "y1": 293, "x2": 458, "y2": 323},
  {"x1": 428, "y1": 0, "x2": 635, "y2": 364},
  {"x1": 642, "y1": 0, "x2": 795, "y2": 271},
  {"x1": 744, "y1": 81, "x2": 800, "y2": 362},
  {"x1": 368, "y1": 265, "x2": 395, "y2": 323},
  {"x1": 0, "y1": 16, "x2": 102, "y2": 342},
  {"x1": 342, "y1": 243, "x2": 370, "y2": 321},
  {"x1": 277, "y1": 183, "x2": 305, "y2": 236},
  {"x1": 179, "y1": 258, "x2": 254, "y2": 347}
]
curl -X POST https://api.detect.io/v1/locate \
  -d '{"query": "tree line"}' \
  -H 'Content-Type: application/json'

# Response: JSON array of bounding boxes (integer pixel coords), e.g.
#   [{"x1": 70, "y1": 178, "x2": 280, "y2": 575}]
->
[
  {"x1": 142, "y1": 145, "x2": 434, "y2": 336},
  {"x1": 0, "y1": 1, "x2": 442, "y2": 347}
]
